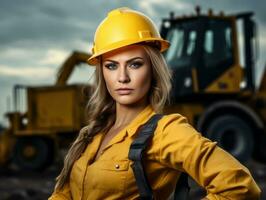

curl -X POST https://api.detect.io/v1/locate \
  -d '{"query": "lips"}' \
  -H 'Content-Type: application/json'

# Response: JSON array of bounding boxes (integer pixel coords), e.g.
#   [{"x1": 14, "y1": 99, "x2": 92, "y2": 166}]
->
[{"x1": 115, "y1": 88, "x2": 133, "y2": 95}]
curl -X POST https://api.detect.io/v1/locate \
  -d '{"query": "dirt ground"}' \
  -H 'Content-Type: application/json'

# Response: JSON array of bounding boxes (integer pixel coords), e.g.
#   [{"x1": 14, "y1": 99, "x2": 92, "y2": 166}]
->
[{"x1": 0, "y1": 158, "x2": 265, "y2": 200}]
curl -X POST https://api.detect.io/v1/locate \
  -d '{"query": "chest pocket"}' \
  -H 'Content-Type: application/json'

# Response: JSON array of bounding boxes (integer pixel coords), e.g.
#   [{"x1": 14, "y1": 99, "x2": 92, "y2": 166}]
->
[{"x1": 91, "y1": 159, "x2": 130, "y2": 192}]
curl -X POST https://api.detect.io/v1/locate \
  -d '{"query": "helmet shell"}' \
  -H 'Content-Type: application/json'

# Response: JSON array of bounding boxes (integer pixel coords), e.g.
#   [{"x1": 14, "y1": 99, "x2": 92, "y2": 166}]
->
[{"x1": 87, "y1": 7, "x2": 170, "y2": 65}]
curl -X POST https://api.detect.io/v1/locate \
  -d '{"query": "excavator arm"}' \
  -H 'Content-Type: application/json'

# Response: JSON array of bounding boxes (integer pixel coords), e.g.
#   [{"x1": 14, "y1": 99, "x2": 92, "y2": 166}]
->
[{"x1": 56, "y1": 51, "x2": 91, "y2": 86}]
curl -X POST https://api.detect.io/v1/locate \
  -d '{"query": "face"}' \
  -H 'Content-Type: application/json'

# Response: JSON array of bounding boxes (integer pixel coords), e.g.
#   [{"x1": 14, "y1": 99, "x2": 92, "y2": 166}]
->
[{"x1": 102, "y1": 45, "x2": 152, "y2": 107}]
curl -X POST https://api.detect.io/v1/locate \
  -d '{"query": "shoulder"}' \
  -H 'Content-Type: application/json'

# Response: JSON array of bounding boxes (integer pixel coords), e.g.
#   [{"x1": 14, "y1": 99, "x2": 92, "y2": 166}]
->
[
  {"x1": 154, "y1": 113, "x2": 202, "y2": 140},
  {"x1": 157, "y1": 113, "x2": 191, "y2": 132},
  {"x1": 149, "y1": 113, "x2": 206, "y2": 164}
]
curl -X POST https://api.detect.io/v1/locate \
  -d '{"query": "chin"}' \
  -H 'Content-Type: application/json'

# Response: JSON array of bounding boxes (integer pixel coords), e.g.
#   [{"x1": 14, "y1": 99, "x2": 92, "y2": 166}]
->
[
  {"x1": 116, "y1": 99, "x2": 138, "y2": 106},
  {"x1": 114, "y1": 95, "x2": 147, "y2": 107}
]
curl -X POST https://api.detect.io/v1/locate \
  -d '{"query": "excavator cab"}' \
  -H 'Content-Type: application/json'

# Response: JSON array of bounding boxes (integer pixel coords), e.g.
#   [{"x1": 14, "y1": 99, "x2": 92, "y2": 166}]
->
[{"x1": 161, "y1": 9, "x2": 257, "y2": 101}]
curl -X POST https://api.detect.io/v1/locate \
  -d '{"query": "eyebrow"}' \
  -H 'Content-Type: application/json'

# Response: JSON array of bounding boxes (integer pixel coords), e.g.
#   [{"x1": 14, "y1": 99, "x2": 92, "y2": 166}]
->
[{"x1": 103, "y1": 57, "x2": 144, "y2": 65}]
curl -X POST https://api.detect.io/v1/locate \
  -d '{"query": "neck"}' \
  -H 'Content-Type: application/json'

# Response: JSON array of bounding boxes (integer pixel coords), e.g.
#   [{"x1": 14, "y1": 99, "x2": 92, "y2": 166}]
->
[{"x1": 114, "y1": 99, "x2": 148, "y2": 129}]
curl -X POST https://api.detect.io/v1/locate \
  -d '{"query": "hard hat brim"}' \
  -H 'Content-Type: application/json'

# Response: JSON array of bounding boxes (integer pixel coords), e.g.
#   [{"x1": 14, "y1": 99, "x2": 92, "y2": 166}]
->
[{"x1": 87, "y1": 38, "x2": 170, "y2": 66}]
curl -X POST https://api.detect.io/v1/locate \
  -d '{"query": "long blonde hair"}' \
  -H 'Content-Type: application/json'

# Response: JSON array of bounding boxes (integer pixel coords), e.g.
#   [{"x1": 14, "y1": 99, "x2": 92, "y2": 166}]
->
[{"x1": 55, "y1": 44, "x2": 172, "y2": 190}]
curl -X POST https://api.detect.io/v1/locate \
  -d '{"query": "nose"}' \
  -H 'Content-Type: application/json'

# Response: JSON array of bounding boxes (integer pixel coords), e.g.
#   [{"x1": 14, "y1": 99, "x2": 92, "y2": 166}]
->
[{"x1": 118, "y1": 67, "x2": 130, "y2": 83}]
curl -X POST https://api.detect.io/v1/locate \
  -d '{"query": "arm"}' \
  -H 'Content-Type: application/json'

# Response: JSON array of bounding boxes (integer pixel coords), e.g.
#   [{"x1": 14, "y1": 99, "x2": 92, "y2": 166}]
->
[
  {"x1": 48, "y1": 182, "x2": 72, "y2": 200},
  {"x1": 158, "y1": 114, "x2": 261, "y2": 200}
]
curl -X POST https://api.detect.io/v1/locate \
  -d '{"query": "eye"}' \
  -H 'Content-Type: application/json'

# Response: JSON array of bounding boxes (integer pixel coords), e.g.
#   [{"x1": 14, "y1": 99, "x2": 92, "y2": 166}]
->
[
  {"x1": 104, "y1": 63, "x2": 117, "y2": 70},
  {"x1": 129, "y1": 61, "x2": 143, "y2": 69}
]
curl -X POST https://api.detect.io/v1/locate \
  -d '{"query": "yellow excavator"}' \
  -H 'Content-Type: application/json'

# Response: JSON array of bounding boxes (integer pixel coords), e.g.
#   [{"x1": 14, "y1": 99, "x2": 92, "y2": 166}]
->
[
  {"x1": 0, "y1": 7, "x2": 265, "y2": 170},
  {"x1": 0, "y1": 51, "x2": 92, "y2": 169},
  {"x1": 162, "y1": 7, "x2": 266, "y2": 163}
]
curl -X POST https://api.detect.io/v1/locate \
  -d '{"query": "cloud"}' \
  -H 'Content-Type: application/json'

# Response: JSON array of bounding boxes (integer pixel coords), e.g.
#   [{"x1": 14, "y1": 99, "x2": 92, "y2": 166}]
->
[
  {"x1": 39, "y1": 49, "x2": 69, "y2": 65},
  {"x1": 139, "y1": 0, "x2": 191, "y2": 17},
  {"x1": 0, "y1": 65, "x2": 55, "y2": 79},
  {"x1": 0, "y1": 46, "x2": 66, "y2": 69}
]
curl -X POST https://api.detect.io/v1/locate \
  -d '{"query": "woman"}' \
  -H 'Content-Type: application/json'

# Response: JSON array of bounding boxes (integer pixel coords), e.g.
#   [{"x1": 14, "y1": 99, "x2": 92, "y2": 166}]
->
[{"x1": 49, "y1": 7, "x2": 261, "y2": 200}]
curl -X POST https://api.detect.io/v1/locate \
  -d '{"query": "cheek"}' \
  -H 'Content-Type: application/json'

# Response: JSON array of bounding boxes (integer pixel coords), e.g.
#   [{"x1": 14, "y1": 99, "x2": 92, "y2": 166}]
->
[{"x1": 135, "y1": 67, "x2": 152, "y2": 93}]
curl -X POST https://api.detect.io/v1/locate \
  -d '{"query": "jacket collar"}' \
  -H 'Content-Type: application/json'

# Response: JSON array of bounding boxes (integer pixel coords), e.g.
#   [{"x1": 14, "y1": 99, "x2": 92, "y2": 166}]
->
[{"x1": 126, "y1": 104, "x2": 156, "y2": 137}]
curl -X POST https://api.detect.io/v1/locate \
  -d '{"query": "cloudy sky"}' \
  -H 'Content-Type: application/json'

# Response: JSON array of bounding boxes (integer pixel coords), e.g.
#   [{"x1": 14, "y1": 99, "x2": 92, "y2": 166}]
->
[{"x1": 0, "y1": 0, "x2": 265, "y2": 126}]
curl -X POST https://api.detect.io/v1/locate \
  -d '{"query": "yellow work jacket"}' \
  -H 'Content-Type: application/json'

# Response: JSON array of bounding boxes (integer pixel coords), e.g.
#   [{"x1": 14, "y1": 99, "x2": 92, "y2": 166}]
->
[{"x1": 49, "y1": 105, "x2": 261, "y2": 200}]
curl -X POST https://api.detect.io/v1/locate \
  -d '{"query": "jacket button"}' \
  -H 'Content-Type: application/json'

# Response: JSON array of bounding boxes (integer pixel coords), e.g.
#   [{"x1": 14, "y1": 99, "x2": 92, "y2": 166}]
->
[{"x1": 115, "y1": 164, "x2": 120, "y2": 169}]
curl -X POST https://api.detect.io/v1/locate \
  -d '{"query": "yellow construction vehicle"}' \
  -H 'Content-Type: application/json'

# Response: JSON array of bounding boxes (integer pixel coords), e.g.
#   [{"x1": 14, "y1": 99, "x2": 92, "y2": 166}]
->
[
  {"x1": 162, "y1": 7, "x2": 266, "y2": 163},
  {"x1": 0, "y1": 51, "x2": 92, "y2": 170},
  {"x1": 0, "y1": 7, "x2": 265, "y2": 170}
]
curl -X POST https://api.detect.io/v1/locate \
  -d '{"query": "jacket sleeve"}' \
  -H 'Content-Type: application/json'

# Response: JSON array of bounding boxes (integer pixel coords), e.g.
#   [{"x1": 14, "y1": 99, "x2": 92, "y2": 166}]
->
[
  {"x1": 157, "y1": 114, "x2": 261, "y2": 200},
  {"x1": 48, "y1": 182, "x2": 72, "y2": 200}
]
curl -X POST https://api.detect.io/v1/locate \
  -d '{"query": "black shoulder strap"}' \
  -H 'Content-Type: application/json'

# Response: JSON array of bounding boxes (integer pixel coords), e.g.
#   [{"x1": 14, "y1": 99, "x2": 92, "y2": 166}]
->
[
  {"x1": 174, "y1": 173, "x2": 190, "y2": 200},
  {"x1": 128, "y1": 114, "x2": 190, "y2": 200},
  {"x1": 128, "y1": 114, "x2": 163, "y2": 200}
]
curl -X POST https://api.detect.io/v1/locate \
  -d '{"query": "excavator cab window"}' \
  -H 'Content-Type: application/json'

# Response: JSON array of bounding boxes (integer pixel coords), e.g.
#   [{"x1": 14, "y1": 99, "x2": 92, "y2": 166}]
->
[
  {"x1": 165, "y1": 19, "x2": 199, "y2": 69},
  {"x1": 198, "y1": 18, "x2": 234, "y2": 90},
  {"x1": 203, "y1": 19, "x2": 233, "y2": 69}
]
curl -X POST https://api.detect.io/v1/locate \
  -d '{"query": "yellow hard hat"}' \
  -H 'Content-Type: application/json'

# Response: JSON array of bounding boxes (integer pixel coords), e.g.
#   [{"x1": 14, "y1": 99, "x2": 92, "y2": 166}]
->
[{"x1": 87, "y1": 7, "x2": 170, "y2": 65}]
